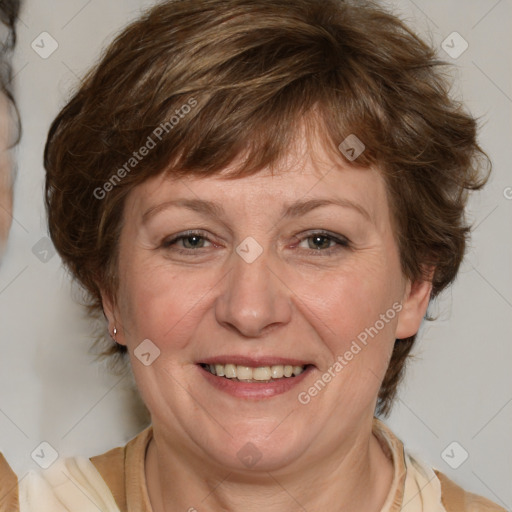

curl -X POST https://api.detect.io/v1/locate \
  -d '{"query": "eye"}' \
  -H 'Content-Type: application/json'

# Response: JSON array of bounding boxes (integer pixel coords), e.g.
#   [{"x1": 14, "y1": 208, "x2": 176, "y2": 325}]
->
[
  {"x1": 161, "y1": 231, "x2": 213, "y2": 251},
  {"x1": 302, "y1": 234, "x2": 335, "y2": 250},
  {"x1": 295, "y1": 231, "x2": 350, "y2": 254},
  {"x1": 179, "y1": 234, "x2": 209, "y2": 249}
]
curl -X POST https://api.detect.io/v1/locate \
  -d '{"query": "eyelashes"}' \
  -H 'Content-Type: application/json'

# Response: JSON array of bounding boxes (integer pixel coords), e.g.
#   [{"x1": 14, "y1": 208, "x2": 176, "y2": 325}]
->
[
  {"x1": 294, "y1": 231, "x2": 350, "y2": 254},
  {"x1": 161, "y1": 230, "x2": 351, "y2": 257},
  {"x1": 162, "y1": 231, "x2": 213, "y2": 250}
]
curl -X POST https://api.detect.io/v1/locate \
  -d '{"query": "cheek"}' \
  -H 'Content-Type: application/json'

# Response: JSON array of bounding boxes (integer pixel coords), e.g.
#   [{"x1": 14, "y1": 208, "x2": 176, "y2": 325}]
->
[
  {"x1": 117, "y1": 259, "x2": 217, "y2": 350},
  {"x1": 291, "y1": 267, "x2": 401, "y2": 411},
  {"x1": 291, "y1": 256, "x2": 402, "y2": 363}
]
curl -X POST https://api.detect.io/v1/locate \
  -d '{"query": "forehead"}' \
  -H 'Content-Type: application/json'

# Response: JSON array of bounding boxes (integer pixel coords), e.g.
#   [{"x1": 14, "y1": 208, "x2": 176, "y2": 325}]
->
[{"x1": 126, "y1": 131, "x2": 389, "y2": 226}]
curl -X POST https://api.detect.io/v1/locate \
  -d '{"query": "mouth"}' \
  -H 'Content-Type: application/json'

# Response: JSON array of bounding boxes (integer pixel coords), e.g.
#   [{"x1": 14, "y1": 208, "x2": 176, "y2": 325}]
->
[
  {"x1": 199, "y1": 362, "x2": 311, "y2": 382},
  {"x1": 197, "y1": 358, "x2": 314, "y2": 399}
]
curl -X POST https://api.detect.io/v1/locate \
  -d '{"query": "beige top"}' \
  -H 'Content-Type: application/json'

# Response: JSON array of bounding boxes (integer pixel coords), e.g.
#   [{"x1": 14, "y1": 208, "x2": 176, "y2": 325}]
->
[{"x1": 0, "y1": 418, "x2": 507, "y2": 511}]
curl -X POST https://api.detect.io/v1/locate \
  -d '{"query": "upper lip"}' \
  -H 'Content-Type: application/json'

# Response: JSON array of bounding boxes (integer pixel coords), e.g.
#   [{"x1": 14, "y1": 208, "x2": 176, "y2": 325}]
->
[{"x1": 199, "y1": 355, "x2": 313, "y2": 367}]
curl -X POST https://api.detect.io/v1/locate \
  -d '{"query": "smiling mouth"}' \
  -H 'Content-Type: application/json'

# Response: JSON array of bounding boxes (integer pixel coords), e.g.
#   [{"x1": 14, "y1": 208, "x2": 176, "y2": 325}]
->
[{"x1": 199, "y1": 363, "x2": 310, "y2": 382}]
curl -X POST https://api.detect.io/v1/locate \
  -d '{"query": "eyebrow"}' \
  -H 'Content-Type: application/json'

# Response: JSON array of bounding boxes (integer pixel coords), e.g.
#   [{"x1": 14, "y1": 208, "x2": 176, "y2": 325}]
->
[
  {"x1": 142, "y1": 197, "x2": 372, "y2": 223},
  {"x1": 142, "y1": 199, "x2": 223, "y2": 223},
  {"x1": 281, "y1": 198, "x2": 372, "y2": 222}
]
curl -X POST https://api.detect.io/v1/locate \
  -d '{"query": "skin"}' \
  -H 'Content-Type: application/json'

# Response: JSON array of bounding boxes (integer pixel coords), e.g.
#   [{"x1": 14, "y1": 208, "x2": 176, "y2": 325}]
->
[{"x1": 103, "y1": 129, "x2": 432, "y2": 512}]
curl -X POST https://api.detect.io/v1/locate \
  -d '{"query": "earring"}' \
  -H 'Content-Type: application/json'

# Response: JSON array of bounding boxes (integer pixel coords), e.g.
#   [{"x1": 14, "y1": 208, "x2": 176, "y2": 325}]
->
[{"x1": 111, "y1": 326, "x2": 118, "y2": 341}]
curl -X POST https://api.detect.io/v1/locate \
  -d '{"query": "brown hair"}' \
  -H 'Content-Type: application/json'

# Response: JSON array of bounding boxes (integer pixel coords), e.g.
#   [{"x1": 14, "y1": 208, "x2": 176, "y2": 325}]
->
[{"x1": 44, "y1": 0, "x2": 490, "y2": 416}]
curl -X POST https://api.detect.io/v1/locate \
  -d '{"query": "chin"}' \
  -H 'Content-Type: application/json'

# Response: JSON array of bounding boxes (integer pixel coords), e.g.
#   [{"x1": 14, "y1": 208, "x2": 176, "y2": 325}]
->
[{"x1": 204, "y1": 425, "x2": 308, "y2": 473}]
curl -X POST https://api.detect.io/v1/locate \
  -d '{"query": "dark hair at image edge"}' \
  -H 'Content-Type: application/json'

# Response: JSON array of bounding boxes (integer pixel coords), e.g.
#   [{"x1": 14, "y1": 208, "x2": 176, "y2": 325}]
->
[
  {"x1": 44, "y1": 0, "x2": 491, "y2": 417},
  {"x1": 0, "y1": 0, "x2": 22, "y2": 146}
]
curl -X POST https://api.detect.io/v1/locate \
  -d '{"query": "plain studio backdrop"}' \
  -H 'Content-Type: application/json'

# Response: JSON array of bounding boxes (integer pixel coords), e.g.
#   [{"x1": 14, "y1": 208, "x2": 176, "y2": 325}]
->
[{"x1": 0, "y1": 0, "x2": 511, "y2": 508}]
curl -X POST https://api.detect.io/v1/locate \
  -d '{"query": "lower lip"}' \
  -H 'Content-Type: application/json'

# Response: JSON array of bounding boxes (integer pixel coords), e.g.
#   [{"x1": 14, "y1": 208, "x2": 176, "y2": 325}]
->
[{"x1": 197, "y1": 365, "x2": 313, "y2": 399}]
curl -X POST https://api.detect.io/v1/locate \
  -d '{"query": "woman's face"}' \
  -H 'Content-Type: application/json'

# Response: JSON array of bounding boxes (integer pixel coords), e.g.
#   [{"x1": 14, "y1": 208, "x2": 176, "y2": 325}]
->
[{"x1": 107, "y1": 132, "x2": 430, "y2": 472}]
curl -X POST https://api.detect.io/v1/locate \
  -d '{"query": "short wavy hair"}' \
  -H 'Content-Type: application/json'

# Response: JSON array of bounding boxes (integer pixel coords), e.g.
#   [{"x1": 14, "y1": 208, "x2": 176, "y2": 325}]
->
[{"x1": 44, "y1": 0, "x2": 490, "y2": 416}]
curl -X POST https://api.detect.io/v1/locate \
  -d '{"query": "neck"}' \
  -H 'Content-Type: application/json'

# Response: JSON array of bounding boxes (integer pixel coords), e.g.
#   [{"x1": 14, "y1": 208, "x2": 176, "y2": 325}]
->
[{"x1": 145, "y1": 419, "x2": 394, "y2": 512}]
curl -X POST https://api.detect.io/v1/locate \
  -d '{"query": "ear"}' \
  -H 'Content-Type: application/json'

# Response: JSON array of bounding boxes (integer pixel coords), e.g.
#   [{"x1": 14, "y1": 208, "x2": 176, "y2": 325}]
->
[
  {"x1": 395, "y1": 272, "x2": 433, "y2": 339},
  {"x1": 101, "y1": 289, "x2": 127, "y2": 347}
]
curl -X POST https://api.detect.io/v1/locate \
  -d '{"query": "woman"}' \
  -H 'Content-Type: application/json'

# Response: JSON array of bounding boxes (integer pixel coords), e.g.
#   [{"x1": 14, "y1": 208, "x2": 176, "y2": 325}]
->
[{"x1": 1, "y1": 0, "x2": 505, "y2": 510}]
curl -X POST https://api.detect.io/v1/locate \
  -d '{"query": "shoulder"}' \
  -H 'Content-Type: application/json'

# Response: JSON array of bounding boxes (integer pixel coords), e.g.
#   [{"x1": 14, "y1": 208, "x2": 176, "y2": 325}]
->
[
  {"x1": 89, "y1": 444, "x2": 128, "y2": 510},
  {"x1": 435, "y1": 470, "x2": 508, "y2": 512},
  {"x1": 0, "y1": 452, "x2": 19, "y2": 511},
  {"x1": 11, "y1": 428, "x2": 151, "y2": 512},
  {"x1": 18, "y1": 457, "x2": 121, "y2": 512},
  {"x1": 90, "y1": 426, "x2": 153, "y2": 512},
  {"x1": 374, "y1": 418, "x2": 507, "y2": 512}
]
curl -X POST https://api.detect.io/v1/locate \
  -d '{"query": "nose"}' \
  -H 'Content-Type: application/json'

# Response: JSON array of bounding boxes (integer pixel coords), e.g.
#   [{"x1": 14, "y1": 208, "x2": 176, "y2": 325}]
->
[{"x1": 214, "y1": 250, "x2": 292, "y2": 338}]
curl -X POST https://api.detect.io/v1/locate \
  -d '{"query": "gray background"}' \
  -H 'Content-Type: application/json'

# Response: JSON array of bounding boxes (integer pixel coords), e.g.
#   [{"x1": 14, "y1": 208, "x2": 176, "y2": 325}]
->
[{"x1": 0, "y1": 0, "x2": 510, "y2": 508}]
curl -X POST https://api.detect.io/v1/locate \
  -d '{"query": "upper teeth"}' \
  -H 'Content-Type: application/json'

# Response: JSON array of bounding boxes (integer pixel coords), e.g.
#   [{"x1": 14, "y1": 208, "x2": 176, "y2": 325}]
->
[{"x1": 206, "y1": 364, "x2": 305, "y2": 380}]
